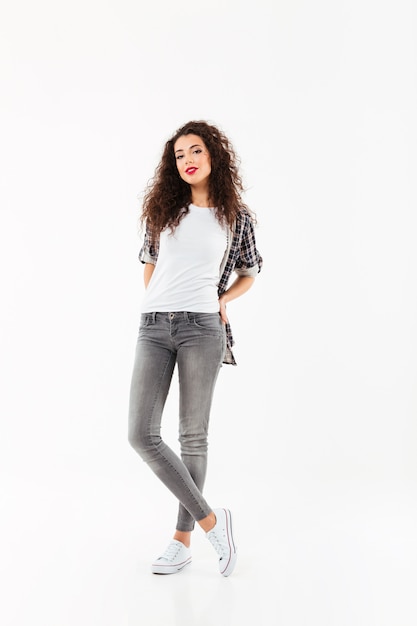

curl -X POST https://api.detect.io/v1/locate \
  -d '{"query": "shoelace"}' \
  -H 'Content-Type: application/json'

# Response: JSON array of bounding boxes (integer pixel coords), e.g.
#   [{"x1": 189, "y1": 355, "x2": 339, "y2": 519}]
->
[
  {"x1": 207, "y1": 530, "x2": 228, "y2": 559},
  {"x1": 159, "y1": 542, "x2": 182, "y2": 563}
]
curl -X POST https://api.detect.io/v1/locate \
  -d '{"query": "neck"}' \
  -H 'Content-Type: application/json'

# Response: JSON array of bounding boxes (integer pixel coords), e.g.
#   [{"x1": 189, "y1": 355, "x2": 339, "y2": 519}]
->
[
  {"x1": 191, "y1": 187, "x2": 211, "y2": 208},
  {"x1": 191, "y1": 194, "x2": 211, "y2": 207}
]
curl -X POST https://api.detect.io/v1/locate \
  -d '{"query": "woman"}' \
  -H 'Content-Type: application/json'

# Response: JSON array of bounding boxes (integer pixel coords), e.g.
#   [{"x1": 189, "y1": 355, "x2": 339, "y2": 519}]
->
[{"x1": 128, "y1": 120, "x2": 262, "y2": 577}]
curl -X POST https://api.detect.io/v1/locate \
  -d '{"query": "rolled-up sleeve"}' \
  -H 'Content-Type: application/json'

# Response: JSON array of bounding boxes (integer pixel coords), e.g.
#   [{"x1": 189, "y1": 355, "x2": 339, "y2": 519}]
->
[
  {"x1": 234, "y1": 216, "x2": 263, "y2": 276},
  {"x1": 138, "y1": 227, "x2": 158, "y2": 265}
]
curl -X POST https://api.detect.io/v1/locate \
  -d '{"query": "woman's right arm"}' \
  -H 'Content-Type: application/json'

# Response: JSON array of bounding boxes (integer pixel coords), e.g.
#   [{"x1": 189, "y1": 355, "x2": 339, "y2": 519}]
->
[{"x1": 144, "y1": 263, "x2": 155, "y2": 288}]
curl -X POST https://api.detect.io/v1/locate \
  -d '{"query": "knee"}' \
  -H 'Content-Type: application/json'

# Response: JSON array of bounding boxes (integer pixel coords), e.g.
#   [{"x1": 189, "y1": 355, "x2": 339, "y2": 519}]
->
[
  {"x1": 179, "y1": 433, "x2": 208, "y2": 456},
  {"x1": 128, "y1": 423, "x2": 145, "y2": 455},
  {"x1": 128, "y1": 423, "x2": 160, "y2": 459}
]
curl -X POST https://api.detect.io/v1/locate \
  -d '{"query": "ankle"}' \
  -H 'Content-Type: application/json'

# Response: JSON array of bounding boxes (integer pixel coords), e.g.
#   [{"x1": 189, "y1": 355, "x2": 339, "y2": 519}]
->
[
  {"x1": 173, "y1": 530, "x2": 191, "y2": 548},
  {"x1": 197, "y1": 511, "x2": 216, "y2": 533}
]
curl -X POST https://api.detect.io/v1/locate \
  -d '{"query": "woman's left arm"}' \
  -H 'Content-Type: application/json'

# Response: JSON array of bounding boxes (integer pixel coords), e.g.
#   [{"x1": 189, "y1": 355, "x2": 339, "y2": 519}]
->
[{"x1": 218, "y1": 275, "x2": 255, "y2": 323}]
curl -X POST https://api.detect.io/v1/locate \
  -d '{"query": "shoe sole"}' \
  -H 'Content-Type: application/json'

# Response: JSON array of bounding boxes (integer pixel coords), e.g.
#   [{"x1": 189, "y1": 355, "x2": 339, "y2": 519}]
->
[
  {"x1": 219, "y1": 508, "x2": 237, "y2": 577},
  {"x1": 151, "y1": 557, "x2": 192, "y2": 575}
]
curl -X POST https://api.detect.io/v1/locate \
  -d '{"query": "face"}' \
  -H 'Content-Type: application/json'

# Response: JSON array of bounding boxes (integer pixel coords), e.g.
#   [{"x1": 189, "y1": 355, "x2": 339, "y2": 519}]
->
[{"x1": 174, "y1": 134, "x2": 211, "y2": 187}]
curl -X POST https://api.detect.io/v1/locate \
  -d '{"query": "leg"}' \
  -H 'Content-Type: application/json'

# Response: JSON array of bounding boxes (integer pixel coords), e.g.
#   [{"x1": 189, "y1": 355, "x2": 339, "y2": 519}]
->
[
  {"x1": 128, "y1": 313, "x2": 214, "y2": 523},
  {"x1": 175, "y1": 312, "x2": 226, "y2": 532},
  {"x1": 128, "y1": 314, "x2": 176, "y2": 472}
]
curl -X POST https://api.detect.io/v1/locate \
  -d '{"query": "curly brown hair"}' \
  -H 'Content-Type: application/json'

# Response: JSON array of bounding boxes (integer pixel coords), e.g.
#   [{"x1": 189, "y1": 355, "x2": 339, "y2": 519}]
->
[{"x1": 140, "y1": 120, "x2": 254, "y2": 242}]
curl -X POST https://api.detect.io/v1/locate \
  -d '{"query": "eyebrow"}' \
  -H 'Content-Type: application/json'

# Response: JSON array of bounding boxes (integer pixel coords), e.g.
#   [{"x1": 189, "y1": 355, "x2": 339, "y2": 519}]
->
[{"x1": 174, "y1": 143, "x2": 202, "y2": 154}]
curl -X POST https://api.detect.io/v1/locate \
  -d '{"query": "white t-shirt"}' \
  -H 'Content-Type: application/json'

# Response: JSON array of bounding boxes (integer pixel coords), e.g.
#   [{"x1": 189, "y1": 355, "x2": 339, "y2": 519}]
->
[{"x1": 141, "y1": 205, "x2": 228, "y2": 313}]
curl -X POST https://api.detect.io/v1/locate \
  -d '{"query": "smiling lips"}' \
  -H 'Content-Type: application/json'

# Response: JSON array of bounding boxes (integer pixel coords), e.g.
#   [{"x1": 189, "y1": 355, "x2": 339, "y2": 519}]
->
[{"x1": 185, "y1": 167, "x2": 198, "y2": 175}]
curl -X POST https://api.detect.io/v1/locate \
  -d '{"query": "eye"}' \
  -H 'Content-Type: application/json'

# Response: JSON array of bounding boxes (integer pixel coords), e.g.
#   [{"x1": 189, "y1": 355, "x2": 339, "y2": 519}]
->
[
  {"x1": 176, "y1": 154, "x2": 184, "y2": 160},
  {"x1": 193, "y1": 149, "x2": 202, "y2": 155}
]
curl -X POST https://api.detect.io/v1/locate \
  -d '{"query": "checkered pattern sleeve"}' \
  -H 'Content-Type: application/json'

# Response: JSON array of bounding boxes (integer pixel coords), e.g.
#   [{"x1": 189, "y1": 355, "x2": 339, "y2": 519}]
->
[
  {"x1": 234, "y1": 213, "x2": 263, "y2": 275},
  {"x1": 138, "y1": 224, "x2": 159, "y2": 264}
]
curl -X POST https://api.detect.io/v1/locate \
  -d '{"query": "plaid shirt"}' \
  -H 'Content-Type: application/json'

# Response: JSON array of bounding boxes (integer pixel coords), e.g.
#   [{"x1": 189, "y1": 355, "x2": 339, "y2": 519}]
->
[{"x1": 139, "y1": 208, "x2": 263, "y2": 365}]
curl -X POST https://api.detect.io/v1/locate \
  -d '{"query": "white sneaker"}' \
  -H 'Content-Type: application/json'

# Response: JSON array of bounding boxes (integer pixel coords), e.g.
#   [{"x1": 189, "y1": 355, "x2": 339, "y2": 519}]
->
[
  {"x1": 151, "y1": 540, "x2": 192, "y2": 574},
  {"x1": 206, "y1": 508, "x2": 237, "y2": 577}
]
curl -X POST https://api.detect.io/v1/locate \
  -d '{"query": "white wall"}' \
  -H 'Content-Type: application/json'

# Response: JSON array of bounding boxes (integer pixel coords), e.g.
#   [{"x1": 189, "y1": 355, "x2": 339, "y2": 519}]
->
[{"x1": 1, "y1": 1, "x2": 416, "y2": 624}]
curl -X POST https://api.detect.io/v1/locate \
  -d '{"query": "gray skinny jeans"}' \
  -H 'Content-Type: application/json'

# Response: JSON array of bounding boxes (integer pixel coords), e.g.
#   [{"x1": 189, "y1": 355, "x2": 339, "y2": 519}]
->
[{"x1": 128, "y1": 311, "x2": 226, "y2": 532}]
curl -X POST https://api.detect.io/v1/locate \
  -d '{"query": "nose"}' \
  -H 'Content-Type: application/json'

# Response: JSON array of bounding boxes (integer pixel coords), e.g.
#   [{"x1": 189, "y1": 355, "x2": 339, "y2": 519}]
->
[{"x1": 185, "y1": 153, "x2": 193, "y2": 164}]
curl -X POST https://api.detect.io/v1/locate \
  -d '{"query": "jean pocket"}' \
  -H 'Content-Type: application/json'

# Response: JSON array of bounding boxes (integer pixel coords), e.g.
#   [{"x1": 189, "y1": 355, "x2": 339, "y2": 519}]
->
[
  {"x1": 140, "y1": 312, "x2": 155, "y2": 328},
  {"x1": 187, "y1": 312, "x2": 222, "y2": 331}
]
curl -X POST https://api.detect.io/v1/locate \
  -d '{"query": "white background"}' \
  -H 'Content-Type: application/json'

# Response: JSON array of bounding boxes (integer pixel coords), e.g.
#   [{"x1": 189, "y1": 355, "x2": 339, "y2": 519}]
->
[{"x1": 1, "y1": 1, "x2": 416, "y2": 625}]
